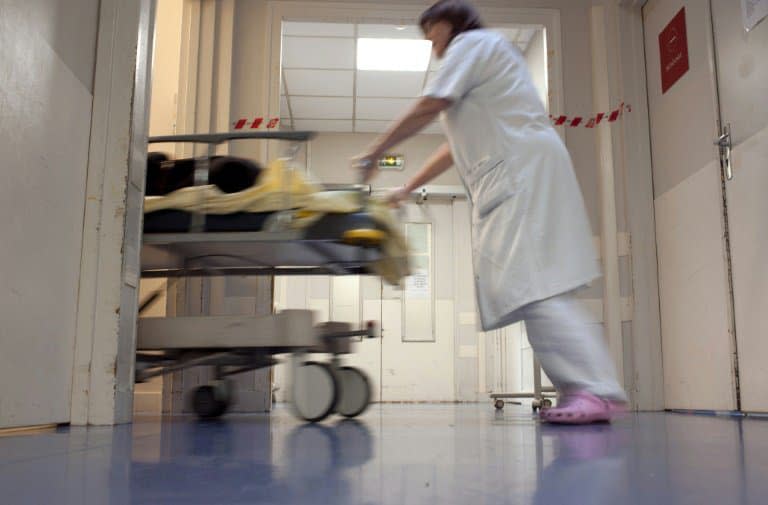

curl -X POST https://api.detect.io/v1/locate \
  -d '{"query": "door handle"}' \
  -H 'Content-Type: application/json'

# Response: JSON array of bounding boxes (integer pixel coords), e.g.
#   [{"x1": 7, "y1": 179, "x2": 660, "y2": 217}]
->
[
  {"x1": 713, "y1": 133, "x2": 729, "y2": 146},
  {"x1": 714, "y1": 123, "x2": 733, "y2": 181}
]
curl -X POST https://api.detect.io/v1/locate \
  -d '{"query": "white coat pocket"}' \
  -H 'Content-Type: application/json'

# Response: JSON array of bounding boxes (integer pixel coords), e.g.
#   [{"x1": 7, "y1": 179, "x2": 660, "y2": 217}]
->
[{"x1": 469, "y1": 158, "x2": 519, "y2": 219}]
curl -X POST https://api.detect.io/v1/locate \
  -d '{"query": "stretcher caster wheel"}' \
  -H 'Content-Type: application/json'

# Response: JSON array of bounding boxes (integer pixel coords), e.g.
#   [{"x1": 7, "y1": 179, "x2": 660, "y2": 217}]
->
[
  {"x1": 335, "y1": 366, "x2": 371, "y2": 418},
  {"x1": 542, "y1": 398, "x2": 553, "y2": 409},
  {"x1": 192, "y1": 384, "x2": 231, "y2": 419},
  {"x1": 292, "y1": 362, "x2": 338, "y2": 422},
  {"x1": 494, "y1": 399, "x2": 505, "y2": 410}
]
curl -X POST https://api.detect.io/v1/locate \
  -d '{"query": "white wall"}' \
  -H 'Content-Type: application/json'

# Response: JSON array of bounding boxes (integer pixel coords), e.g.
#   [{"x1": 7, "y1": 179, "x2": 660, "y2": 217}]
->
[
  {"x1": 0, "y1": 0, "x2": 99, "y2": 428},
  {"x1": 148, "y1": 0, "x2": 184, "y2": 152}
]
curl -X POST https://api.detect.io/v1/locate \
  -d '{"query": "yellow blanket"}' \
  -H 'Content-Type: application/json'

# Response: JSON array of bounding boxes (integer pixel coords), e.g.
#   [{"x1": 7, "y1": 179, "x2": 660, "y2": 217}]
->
[{"x1": 144, "y1": 160, "x2": 410, "y2": 285}]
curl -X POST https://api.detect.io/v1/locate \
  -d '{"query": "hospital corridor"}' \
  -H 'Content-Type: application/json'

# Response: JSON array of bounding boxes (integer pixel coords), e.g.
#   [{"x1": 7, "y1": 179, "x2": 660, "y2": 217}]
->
[{"x1": 1, "y1": 0, "x2": 767, "y2": 503}]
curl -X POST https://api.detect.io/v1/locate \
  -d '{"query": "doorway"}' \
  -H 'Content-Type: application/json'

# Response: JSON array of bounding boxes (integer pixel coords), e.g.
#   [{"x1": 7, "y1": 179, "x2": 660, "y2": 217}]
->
[{"x1": 271, "y1": 14, "x2": 553, "y2": 403}]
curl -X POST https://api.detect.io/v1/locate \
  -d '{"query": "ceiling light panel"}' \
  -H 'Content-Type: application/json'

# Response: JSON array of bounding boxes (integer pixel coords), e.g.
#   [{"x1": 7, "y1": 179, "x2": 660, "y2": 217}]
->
[
  {"x1": 283, "y1": 37, "x2": 355, "y2": 69},
  {"x1": 284, "y1": 69, "x2": 354, "y2": 96},
  {"x1": 283, "y1": 21, "x2": 355, "y2": 37},
  {"x1": 356, "y1": 38, "x2": 432, "y2": 71}
]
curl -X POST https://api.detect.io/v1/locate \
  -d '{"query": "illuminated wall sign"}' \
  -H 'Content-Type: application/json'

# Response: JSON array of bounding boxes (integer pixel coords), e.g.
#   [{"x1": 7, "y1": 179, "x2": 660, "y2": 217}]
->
[{"x1": 378, "y1": 154, "x2": 405, "y2": 171}]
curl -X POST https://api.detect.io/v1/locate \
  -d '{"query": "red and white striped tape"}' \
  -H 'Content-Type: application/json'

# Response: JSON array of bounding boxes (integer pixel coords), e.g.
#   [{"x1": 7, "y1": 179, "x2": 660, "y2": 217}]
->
[
  {"x1": 233, "y1": 103, "x2": 631, "y2": 131},
  {"x1": 233, "y1": 117, "x2": 280, "y2": 130},
  {"x1": 549, "y1": 103, "x2": 632, "y2": 128}
]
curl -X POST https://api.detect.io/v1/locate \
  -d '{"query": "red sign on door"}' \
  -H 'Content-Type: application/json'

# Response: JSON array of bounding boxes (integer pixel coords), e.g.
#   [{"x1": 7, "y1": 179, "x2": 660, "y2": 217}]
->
[{"x1": 659, "y1": 7, "x2": 690, "y2": 94}]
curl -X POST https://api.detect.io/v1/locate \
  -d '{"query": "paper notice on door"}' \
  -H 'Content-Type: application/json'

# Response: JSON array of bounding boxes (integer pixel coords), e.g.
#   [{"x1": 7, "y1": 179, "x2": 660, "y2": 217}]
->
[
  {"x1": 405, "y1": 268, "x2": 430, "y2": 299},
  {"x1": 742, "y1": 0, "x2": 768, "y2": 31}
]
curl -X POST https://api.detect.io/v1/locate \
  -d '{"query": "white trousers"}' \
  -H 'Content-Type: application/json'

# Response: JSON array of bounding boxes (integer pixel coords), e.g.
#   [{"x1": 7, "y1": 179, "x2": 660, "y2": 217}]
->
[{"x1": 519, "y1": 291, "x2": 627, "y2": 402}]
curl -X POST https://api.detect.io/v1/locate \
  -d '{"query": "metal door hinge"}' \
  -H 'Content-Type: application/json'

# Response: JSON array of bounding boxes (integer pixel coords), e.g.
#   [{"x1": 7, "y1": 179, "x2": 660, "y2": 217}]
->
[{"x1": 714, "y1": 123, "x2": 733, "y2": 181}]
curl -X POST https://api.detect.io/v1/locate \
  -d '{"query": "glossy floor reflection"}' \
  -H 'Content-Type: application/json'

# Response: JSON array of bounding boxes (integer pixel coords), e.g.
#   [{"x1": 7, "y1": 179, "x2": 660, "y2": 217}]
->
[{"x1": 1, "y1": 404, "x2": 767, "y2": 504}]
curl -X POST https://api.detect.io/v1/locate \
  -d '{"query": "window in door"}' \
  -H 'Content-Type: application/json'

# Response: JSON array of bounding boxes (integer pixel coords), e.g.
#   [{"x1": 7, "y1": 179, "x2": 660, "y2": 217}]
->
[{"x1": 402, "y1": 222, "x2": 434, "y2": 342}]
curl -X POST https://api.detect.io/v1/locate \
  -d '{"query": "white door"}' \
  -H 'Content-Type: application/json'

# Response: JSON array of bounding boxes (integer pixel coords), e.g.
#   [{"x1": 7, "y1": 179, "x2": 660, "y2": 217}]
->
[
  {"x1": 330, "y1": 274, "x2": 383, "y2": 403},
  {"x1": 380, "y1": 200, "x2": 456, "y2": 402},
  {"x1": 710, "y1": 0, "x2": 768, "y2": 412},
  {"x1": 645, "y1": 0, "x2": 768, "y2": 411},
  {"x1": 643, "y1": 0, "x2": 736, "y2": 410},
  {"x1": 273, "y1": 199, "x2": 457, "y2": 403}
]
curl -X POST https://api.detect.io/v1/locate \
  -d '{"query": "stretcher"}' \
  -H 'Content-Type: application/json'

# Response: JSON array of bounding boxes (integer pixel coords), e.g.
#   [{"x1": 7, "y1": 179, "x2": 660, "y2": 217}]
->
[{"x1": 137, "y1": 131, "x2": 406, "y2": 422}]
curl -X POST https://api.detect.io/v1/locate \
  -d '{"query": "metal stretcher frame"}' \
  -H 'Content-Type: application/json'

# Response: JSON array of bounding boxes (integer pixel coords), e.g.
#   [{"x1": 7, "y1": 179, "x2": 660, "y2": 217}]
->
[{"x1": 139, "y1": 131, "x2": 381, "y2": 422}]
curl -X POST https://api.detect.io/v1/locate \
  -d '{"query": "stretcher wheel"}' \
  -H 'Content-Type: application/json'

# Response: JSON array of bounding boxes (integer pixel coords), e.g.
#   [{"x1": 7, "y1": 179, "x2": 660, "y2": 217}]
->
[
  {"x1": 191, "y1": 384, "x2": 230, "y2": 419},
  {"x1": 335, "y1": 366, "x2": 371, "y2": 418},
  {"x1": 342, "y1": 228, "x2": 385, "y2": 247},
  {"x1": 494, "y1": 399, "x2": 505, "y2": 410},
  {"x1": 292, "y1": 362, "x2": 338, "y2": 422},
  {"x1": 542, "y1": 398, "x2": 553, "y2": 409}
]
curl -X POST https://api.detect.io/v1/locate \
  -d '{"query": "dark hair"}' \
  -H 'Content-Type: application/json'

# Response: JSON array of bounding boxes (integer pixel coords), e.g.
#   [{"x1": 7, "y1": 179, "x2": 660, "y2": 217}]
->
[{"x1": 419, "y1": 0, "x2": 485, "y2": 39}]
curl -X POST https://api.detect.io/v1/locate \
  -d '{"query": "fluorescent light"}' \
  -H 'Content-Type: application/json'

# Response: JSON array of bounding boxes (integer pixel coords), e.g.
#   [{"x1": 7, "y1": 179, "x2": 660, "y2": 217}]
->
[{"x1": 356, "y1": 38, "x2": 432, "y2": 71}]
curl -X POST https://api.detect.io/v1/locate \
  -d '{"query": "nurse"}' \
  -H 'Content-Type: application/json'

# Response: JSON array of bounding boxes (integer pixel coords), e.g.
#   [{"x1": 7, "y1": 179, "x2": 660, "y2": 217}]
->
[{"x1": 352, "y1": 0, "x2": 627, "y2": 423}]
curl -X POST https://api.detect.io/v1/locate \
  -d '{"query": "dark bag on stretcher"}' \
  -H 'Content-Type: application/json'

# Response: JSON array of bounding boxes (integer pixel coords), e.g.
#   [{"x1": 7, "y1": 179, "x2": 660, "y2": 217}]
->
[{"x1": 146, "y1": 152, "x2": 263, "y2": 196}]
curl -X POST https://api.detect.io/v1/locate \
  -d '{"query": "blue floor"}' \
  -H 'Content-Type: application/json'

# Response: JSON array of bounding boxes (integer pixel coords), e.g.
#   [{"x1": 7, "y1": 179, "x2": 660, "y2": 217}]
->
[{"x1": 1, "y1": 404, "x2": 767, "y2": 504}]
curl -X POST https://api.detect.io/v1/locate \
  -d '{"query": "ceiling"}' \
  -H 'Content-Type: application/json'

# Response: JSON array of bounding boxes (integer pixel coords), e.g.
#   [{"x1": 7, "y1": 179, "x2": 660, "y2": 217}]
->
[{"x1": 280, "y1": 21, "x2": 539, "y2": 135}]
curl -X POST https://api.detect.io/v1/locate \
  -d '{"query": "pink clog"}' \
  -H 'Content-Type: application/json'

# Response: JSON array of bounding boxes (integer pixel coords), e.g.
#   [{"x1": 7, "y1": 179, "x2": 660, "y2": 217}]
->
[{"x1": 540, "y1": 391, "x2": 626, "y2": 425}]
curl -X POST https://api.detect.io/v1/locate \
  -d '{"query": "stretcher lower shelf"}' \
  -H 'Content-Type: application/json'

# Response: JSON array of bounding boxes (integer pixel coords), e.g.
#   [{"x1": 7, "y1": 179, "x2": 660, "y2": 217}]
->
[{"x1": 137, "y1": 310, "x2": 316, "y2": 350}]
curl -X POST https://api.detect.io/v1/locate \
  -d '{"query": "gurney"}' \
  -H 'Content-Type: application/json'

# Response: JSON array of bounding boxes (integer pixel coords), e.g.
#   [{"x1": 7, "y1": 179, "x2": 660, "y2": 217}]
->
[{"x1": 137, "y1": 131, "x2": 408, "y2": 422}]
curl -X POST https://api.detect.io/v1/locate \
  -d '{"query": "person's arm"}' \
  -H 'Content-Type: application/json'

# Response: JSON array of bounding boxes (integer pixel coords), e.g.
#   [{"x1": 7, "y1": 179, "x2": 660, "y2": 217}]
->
[
  {"x1": 388, "y1": 143, "x2": 453, "y2": 206},
  {"x1": 354, "y1": 97, "x2": 452, "y2": 180}
]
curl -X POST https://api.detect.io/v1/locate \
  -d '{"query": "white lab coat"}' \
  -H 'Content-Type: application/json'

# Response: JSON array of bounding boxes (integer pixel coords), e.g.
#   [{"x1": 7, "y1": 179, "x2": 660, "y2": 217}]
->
[{"x1": 423, "y1": 29, "x2": 599, "y2": 331}]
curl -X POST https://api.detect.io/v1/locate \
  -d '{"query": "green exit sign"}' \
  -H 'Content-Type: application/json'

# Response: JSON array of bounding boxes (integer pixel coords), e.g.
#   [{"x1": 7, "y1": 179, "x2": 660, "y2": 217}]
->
[{"x1": 378, "y1": 154, "x2": 405, "y2": 171}]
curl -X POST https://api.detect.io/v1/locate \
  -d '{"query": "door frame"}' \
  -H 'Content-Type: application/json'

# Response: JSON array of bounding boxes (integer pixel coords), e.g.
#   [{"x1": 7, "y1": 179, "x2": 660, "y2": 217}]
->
[
  {"x1": 265, "y1": 1, "x2": 666, "y2": 410},
  {"x1": 71, "y1": 0, "x2": 155, "y2": 425}
]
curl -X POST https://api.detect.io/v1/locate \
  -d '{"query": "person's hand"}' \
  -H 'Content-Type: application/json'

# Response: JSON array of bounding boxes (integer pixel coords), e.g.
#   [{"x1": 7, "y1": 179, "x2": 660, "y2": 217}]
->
[
  {"x1": 386, "y1": 186, "x2": 410, "y2": 208},
  {"x1": 351, "y1": 154, "x2": 377, "y2": 183}
]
